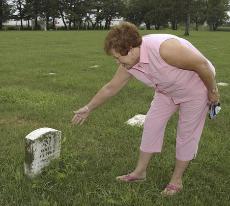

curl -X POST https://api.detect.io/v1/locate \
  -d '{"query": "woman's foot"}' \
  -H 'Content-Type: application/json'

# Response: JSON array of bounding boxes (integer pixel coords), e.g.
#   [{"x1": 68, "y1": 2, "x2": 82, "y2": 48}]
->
[
  {"x1": 161, "y1": 181, "x2": 183, "y2": 196},
  {"x1": 116, "y1": 171, "x2": 146, "y2": 182}
]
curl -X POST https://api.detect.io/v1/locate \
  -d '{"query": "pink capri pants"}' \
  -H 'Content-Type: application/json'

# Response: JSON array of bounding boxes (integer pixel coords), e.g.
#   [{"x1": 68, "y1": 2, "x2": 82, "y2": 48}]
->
[{"x1": 140, "y1": 92, "x2": 209, "y2": 161}]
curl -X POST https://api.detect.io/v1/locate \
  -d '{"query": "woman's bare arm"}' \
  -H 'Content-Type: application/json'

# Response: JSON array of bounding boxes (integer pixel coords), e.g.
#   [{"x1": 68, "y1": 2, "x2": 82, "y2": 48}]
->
[
  {"x1": 86, "y1": 64, "x2": 132, "y2": 111},
  {"x1": 159, "y1": 39, "x2": 219, "y2": 103}
]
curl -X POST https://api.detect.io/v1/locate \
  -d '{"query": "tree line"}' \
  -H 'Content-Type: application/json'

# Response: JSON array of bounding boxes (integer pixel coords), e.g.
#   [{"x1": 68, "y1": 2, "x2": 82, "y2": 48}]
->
[{"x1": 0, "y1": 0, "x2": 229, "y2": 33}]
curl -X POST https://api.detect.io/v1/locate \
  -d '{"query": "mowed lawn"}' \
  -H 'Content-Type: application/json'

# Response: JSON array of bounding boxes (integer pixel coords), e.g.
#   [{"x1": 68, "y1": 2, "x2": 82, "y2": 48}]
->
[{"x1": 0, "y1": 30, "x2": 229, "y2": 206}]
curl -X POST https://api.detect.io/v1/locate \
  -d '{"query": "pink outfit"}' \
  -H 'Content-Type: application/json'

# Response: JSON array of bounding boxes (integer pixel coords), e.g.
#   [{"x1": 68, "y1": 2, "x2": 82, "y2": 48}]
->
[{"x1": 128, "y1": 34, "x2": 215, "y2": 161}]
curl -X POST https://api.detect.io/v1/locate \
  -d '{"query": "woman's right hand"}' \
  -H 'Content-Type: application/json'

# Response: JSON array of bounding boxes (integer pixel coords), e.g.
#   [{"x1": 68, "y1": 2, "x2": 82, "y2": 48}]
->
[
  {"x1": 208, "y1": 86, "x2": 220, "y2": 104},
  {"x1": 72, "y1": 105, "x2": 90, "y2": 125}
]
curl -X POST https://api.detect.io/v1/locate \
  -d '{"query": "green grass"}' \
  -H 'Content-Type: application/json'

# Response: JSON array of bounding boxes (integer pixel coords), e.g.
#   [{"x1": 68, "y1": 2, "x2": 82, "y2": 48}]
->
[{"x1": 0, "y1": 30, "x2": 229, "y2": 206}]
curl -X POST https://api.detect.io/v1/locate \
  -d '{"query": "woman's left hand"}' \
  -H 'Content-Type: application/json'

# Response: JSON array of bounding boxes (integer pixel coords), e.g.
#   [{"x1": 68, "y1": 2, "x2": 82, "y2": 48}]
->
[{"x1": 208, "y1": 87, "x2": 220, "y2": 104}]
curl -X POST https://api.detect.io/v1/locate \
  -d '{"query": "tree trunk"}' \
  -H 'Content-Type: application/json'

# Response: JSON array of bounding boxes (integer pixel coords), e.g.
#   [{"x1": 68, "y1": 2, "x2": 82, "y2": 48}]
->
[
  {"x1": 184, "y1": 0, "x2": 191, "y2": 36},
  {"x1": 213, "y1": 23, "x2": 217, "y2": 31},
  {"x1": 46, "y1": 15, "x2": 49, "y2": 30},
  {"x1": 195, "y1": 17, "x2": 198, "y2": 31},
  {"x1": 79, "y1": 20, "x2": 82, "y2": 30},
  {"x1": 18, "y1": 0, "x2": 23, "y2": 29},
  {"x1": 20, "y1": 18, "x2": 23, "y2": 29},
  {"x1": 92, "y1": 22, "x2": 97, "y2": 29},
  {"x1": 35, "y1": 16, "x2": 38, "y2": 30},
  {"x1": 209, "y1": 24, "x2": 212, "y2": 31},
  {"x1": 171, "y1": 19, "x2": 177, "y2": 30},
  {"x1": 27, "y1": 18, "x2": 30, "y2": 28},
  {"x1": 145, "y1": 22, "x2": 151, "y2": 30},
  {"x1": 52, "y1": 17, "x2": 55, "y2": 28},
  {"x1": 184, "y1": 13, "x2": 190, "y2": 36},
  {"x1": 18, "y1": 1, "x2": 23, "y2": 29},
  {"x1": 73, "y1": 17, "x2": 76, "y2": 29},
  {"x1": 0, "y1": 0, "x2": 3, "y2": 30},
  {"x1": 34, "y1": 0, "x2": 39, "y2": 30},
  {"x1": 59, "y1": 9, "x2": 67, "y2": 29},
  {"x1": 105, "y1": 17, "x2": 112, "y2": 29},
  {"x1": 87, "y1": 21, "x2": 89, "y2": 29},
  {"x1": 155, "y1": 24, "x2": 160, "y2": 30},
  {"x1": 68, "y1": 19, "x2": 72, "y2": 29},
  {"x1": 105, "y1": 19, "x2": 108, "y2": 29}
]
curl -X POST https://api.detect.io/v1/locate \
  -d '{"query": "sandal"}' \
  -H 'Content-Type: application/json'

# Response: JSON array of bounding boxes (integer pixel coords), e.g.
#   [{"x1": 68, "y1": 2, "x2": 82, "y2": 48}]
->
[
  {"x1": 161, "y1": 183, "x2": 183, "y2": 196},
  {"x1": 116, "y1": 174, "x2": 146, "y2": 183}
]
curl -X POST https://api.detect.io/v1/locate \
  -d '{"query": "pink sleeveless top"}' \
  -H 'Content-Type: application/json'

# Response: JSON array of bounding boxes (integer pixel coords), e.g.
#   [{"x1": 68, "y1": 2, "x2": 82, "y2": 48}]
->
[{"x1": 128, "y1": 34, "x2": 215, "y2": 104}]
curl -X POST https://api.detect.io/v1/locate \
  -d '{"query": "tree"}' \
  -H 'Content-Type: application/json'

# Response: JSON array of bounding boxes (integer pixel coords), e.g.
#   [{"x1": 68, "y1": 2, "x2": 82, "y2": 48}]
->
[
  {"x1": 40, "y1": 0, "x2": 59, "y2": 30},
  {"x1": 0, "y1": 0, "x2": 2, "y2": 29},
  {"x1": 58, "y1": 0, "x2": 68, "y2": 29},
  {"x1": 89, "y1": 0, "x2": 105, "y2": 29},
  {"x1": 0, "y1": 0, "x2": 11, "y2": 29},
  {"x1": 5, "y1": 0, "x2": 230, "y2": 31},
  {"x1": 191, "y1": 0, "x2": 207, "y2": 31},
  {"x1": 168, "y1": 0, "x2": 184, "y2": 30},
  {"x1": 102, "y1": 0, "x2": 125, "y2": 29},
  {"x1": 144, "y1": 0, "x2": 170, "y2": 30},
  {"x1": 57, "y1": 0, "x2": 90, "y2": 30},
  {"x1": 23, "y1": 0, "x2": 33, "y2": 28},
  {"x1": 71, "y1": 0, "x2": 92, "y2": 29},
  {"x1": 125, "y1": 0, "x2": 145, "y2": 26},
  {"x1": 24, "y1": 0, "x2": 42, "y2": 30},
  {"x1": 49, "y1": 0, "x2": 60, "y2": 28},
  {"x1": 184, "y1": 0, "x2": 191, "y2": 36},
  {"x1": 207, "y1": 0, "x2": 229, "y2": 30},
  {"x1": 12, "y1": 0, "x2": 26, "y2": 29}
]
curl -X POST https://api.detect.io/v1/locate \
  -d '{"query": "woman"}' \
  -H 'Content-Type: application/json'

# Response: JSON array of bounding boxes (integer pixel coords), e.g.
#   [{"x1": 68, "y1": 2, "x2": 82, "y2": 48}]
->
[{"x1": 72, "y1": 22, "x2": 220, "y2": 196}]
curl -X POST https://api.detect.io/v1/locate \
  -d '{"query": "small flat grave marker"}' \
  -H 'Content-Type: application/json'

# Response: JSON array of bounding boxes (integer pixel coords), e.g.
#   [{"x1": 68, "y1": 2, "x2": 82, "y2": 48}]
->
[
  {"x1": 24, "y1": 128, "x2": 61, "y2": 178},
  {"x1": 217, "y1": 82, "x2": 229, "y2": 86},
  {"x1": 89, "y1": 65, "x2": 99, "y2": 68},
  {"x1": 126, "y1": 114, "x2": 146, "y2": 127}
]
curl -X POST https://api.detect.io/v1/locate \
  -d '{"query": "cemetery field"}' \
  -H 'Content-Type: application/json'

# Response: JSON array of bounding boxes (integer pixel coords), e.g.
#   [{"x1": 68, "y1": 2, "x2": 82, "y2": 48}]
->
[{"x1": 0, "y1": 30, "x2": 229, "y2": 206}]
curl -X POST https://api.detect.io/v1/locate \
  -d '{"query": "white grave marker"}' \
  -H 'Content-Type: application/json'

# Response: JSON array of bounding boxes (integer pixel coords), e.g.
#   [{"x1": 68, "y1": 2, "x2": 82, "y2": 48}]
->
[
  {"x1": 24, "y1": 128, "x2": 61, "y2": 178},
  {"x1": 217, "y1": 82, "x2": 229, "y2": 86},
  {"x1": 126, "y1": 114, "x2": 146, "y2": 127},
  {"x1": 89, "y1": 65, "x2": 99, "y2": 68}
]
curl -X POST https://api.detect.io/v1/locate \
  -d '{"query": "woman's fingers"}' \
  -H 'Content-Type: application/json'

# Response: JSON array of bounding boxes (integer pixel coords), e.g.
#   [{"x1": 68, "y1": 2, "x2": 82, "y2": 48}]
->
[
  {"x1": 208, "y1": 89, "x2": 220, "y2": 104},
  {"x1": 72, "y1": 112, "x2": 80, "y2": 122},
  {"x1": 79, "y1": 118, "x2": 86, "y2": 125},
  {"x1": 73, "y1": 117, "x2": 82, "y2": 125},
  {"x1": 72, "y1": 106, "x2": 90, "y2": 125},
  {"x1": 72, "y1": 112, "x2": 87, "y2": 125}
]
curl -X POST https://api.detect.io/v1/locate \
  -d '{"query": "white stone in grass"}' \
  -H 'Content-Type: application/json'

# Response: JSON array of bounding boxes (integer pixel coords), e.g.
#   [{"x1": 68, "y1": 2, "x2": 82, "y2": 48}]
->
[
  {"x1": 48, "y1": 73, "x2": 56, "y2": 75},
  {"x1": 89, "y1": 65, "x2": 99, "y2": 68},
  {"x1": 24, "y1": 128, "x2": 61, "y2": 178},
  {"x1": 217, "y1": 82, "x2": 229, "y2": 86},
  {"x1": 126, "y1": 114, "x2": 146, "y2": 127}
]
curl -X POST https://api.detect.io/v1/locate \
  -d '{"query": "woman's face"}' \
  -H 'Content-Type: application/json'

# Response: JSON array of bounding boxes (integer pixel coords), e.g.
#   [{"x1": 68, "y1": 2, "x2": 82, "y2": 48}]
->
[{"x1": 111, "y1": 47, "x2": 140, "y2": 69}]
